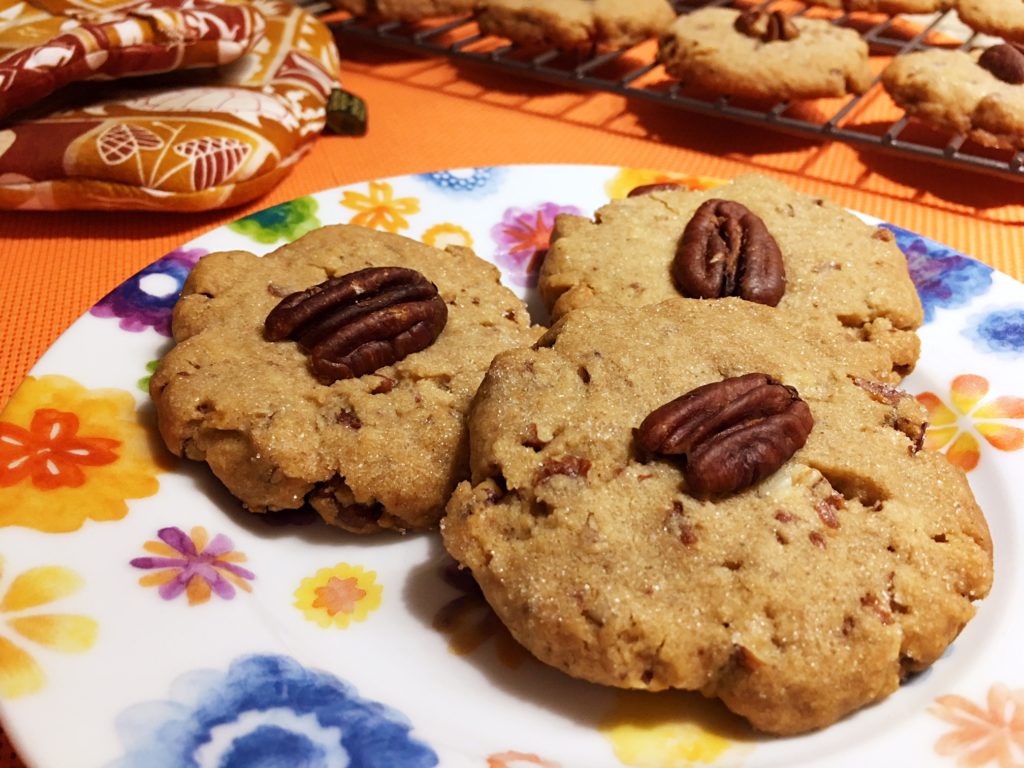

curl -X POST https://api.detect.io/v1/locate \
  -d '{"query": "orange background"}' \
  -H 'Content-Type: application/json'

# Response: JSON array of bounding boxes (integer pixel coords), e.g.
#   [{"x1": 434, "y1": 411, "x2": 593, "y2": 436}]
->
[{"x1": 0, "y1": 27, "x2": 1022, "y2": 766}]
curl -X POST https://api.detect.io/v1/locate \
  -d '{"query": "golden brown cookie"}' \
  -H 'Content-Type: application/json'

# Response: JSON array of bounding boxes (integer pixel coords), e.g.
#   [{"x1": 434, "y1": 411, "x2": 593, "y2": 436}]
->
[
  {"x1": 476, "y1": 0, "x2": 676, "y2": 49},
  {"x1": 150, "y1": 224, "x2": 538, "y2": 534},
  {"x1": 658, "y1": 8, "x2": 872, "y2": 100},
  {"x1": 443, "y1": 298, "x2": 993, "y2": 735},
  {"x1": 807, "y1": 0, "x2": 951, "y2": 15},
  {"x1": 882, "y1": 47, "x2": 1024, "y2": 150},
  {"x1": 956, "y1": 0, "x2": 1024, "y2": 43},
  {"x1": 539, "y1": 174, "x2": 923, "y2": 376},
  {"x1": 331, "y1": 0, "x2": 474, "y2": 21}
]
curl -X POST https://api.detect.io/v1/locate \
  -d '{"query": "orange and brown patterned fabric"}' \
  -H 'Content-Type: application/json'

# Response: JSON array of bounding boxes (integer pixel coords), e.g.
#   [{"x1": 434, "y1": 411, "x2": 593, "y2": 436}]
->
[
  {"x1": 0, "y1": 0, "x2": 266, "y2": 120},
  {"x1": 0, "y1": 0, "x2": 342, "y2": 211}
]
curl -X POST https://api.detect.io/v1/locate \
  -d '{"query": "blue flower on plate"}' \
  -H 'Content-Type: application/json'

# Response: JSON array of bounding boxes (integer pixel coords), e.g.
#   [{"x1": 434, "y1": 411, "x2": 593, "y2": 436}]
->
[
  {"x1": 416, "y1": 167, "x2": 502, "y2": 195},
  {"x1": 964, "y1": 307, "x2": 1024, "y2": 357},
  {"x1": 90, "y1": 246, "x2": 206, "y2": 336},
  {"x1": 882, "y1": 224, "x2": 993, "y2": 323},
  {"x1": 109, "y1": 654, "x2": 439, "y2": 768}
]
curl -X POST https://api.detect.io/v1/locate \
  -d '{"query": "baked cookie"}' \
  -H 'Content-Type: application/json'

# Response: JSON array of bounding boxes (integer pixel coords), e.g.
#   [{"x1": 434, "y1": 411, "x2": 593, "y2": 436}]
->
[
  {"x1": 331, "y1": 0, "x2": 474, "y2": 21},
  {"x1": 150, "y1": 225, "x2": 538, "y2": 534},
  {"x1": 957, "y1": 0, "x2": 1024, "y2": 43},
  {"x1": 807, "y1": 0, "x2": 951, "y2": 15},
  {"x1": 442, "y1": 298, "x2": 993, "y2": 735},
  {"x1": 882, "y1": 47, "x2": 1024, "y2": 150},
  {"x1": 476, "y1": 0, "x2": 676, "y2": 50},
  {"x1": 658, "y1": 8, "x2": 872, "y2": 100},
  {"x1": 539, "y1": 174, "x2": 923, "y2": 376}
]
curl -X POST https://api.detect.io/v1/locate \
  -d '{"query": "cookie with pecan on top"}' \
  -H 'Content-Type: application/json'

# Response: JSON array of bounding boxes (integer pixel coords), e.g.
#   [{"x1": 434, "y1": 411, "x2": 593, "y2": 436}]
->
[
  {"x1": 882, "y1": 46, "x2": 1024, "y2": 151},
  {"x1": 539, "y1": 173, "x2": 923, "y2": 377},
  {"x1": 150, "y1": 224, "x2": 539, "y2": 534},
  {"x1": 442, "y1": 298, "x2": 992, "y2": 735},
  {"x1": 658, "y1": 8, "x2": 872, "y2": 100}
]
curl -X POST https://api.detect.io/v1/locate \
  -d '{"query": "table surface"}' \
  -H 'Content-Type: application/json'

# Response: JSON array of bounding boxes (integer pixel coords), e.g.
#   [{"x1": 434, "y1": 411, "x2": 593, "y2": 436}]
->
[{"x1": 1, "y1": 24, "x2": 1022, "y2": 768}]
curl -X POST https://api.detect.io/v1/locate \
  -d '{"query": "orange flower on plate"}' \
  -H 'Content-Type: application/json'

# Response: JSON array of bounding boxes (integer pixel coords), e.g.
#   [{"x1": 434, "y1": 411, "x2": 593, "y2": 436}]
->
[
  {"x1": 0, "y1": 375, "x2": 168, "y2": 532},
  {"x1": 294, "y1": 563, "x2": 382, "y2": 629},
  {"x1": 931, "y1": 684, "x2": 1024, "y2": 767},
  {"x1": 916, "y1": 374, "x2": 1024, "y2": 472},
  {"x1": 341, "y1": 181, "x2": 419, "y2": 232},
  {"x1": 422, "y1": 222, "x2": 473, "y2": 249},
  {"x1": 605, "y1": 168, "x2": 725, "y2": 200},
  {"x1": 0, "y1": 555, "x2": 98, "y2": 699}
]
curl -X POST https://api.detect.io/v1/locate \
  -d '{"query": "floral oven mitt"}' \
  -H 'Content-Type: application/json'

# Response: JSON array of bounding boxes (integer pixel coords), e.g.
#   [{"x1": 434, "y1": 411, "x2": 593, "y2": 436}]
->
[{"x1": 0, "y1": 0, "x2": 342, "y2": 211}]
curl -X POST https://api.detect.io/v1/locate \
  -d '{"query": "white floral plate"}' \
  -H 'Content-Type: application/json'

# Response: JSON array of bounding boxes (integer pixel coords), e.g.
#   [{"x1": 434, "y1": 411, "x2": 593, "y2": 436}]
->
[{"x1": 1, "y1": 164, "x2": 1022, "y2": 768}]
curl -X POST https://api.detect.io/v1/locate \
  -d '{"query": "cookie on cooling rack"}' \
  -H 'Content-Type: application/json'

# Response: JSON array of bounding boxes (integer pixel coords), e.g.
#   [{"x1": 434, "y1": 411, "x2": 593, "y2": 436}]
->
[
  {"x1": 442, "y1": 298, "x2": 993, "y2": 735},
  {"x1": 150, "y1": 224, "x2": 538, "y2": 535},
  {"x1": 882, "y1": 46, "x2": 1024, "y2": 151},
  {"x1": 806, "y1": 0, "x2": 951, "y2": 15},
  {"x1": 475, "y1": 0, "x2": 676, "y2": 50},
  {"x1": 538, "y1": 173, "x2": 923, "y2": 376},
  {"x1": 657, "y1": 8, "x2": 872, "y2": 100},
  {"x1": 956, "y1": 0, "x2": 1024, "y2": 43},
  {"x1": 331, "y1": 0, "x2": 474, "y2": 21}
]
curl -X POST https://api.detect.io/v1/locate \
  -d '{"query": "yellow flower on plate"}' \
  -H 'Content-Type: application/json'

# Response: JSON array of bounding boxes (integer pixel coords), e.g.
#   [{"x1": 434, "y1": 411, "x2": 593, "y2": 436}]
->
[
  {"x1": 605, "y1": 168, "x2": 725, "y2": 200},
  {"x1": 0, "y1": 375, "x2": 169, "y2": 532},
  {"x1": 341, "y1": 181, "x2": 420, "y2": 233},
  {"x1": 599, "y1": 690, "x2": 755, "y2": 767},
  {"x1": 0, "y1": 555, "x2": 98, "y2": 699},
  {"x1": 422, "y1": 223, "x2": 473, "y2": 249},
  {"x1": 294, "y1": 563, "x2": 382, "y2": 629}
]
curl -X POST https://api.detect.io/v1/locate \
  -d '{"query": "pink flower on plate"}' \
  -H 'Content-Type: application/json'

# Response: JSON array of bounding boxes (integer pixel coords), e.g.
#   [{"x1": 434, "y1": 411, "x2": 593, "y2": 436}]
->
[
  {"x1": 931, "y1": 684, "x2": 1024, "y2": 767},
  {"x1": 492, "y1": 202, "x2": 582, "y2": 287},
  {"x1": 130, "y1": 526, "x2": 254, "y2": 605}
]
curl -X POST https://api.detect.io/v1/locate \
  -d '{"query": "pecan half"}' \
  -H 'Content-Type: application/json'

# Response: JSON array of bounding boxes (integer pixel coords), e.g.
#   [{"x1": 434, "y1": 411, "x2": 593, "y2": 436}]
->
[
  {"x1": 734, "y1": 10, "x2": 799, "y2": 42},
  {"x1": 979, "y1": 43, "x2": 1024, "y2": 85},
  {"x1": 637, "y1": 373, "x2": 813, "y2": 497},
  {"x1": 264, "y1": 266, "x2": 447, "y2": 382},
  {"x1": 673, "y1": 199, "x2": 785, "y2": 306}
]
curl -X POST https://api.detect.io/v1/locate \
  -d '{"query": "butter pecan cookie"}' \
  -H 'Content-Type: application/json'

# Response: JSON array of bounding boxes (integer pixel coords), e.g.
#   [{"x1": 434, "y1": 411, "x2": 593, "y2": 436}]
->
[
  {"x1": 331, "y1": 0, "x2": 474, "y2": 21},
  {"x1": 658, "y1": 8, "x2": 872, "y2": 100},
  {"x1": 475, "y1": 0, "x2": 676, "y2": 50},
  {"x1": 442, "y1": 298, "x2": 992, "y2": 735},
  {"x1": 807, "y1": 0, "x2": 951, "y2": 15},
  {"x1": 539, "y1": 174, "x2": 923, "y2": 376},
  {"x1": 956, "y1": 0, "x2": 1024, "y2": 43},
  {"x1": 882, "y1": 47, "x2": 1024, "y2": 150},
  {"x1": 150, "y1": 225, "x2": 538, "y2": 534}
]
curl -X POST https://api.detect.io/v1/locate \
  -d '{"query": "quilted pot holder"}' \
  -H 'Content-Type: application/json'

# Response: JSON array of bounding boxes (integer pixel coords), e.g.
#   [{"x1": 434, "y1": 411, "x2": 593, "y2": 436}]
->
[
  {"x1": 0, "y1": 0, "x2": 342, "y2": 211},
  {"x1": 0, "y1": 0, "x2": 267, "y2": 120}
]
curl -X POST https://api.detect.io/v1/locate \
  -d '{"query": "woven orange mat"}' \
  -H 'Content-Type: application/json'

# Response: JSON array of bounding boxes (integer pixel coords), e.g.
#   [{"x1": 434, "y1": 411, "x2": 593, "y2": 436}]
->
[{"x1": 1, "y1": 32, "x2": 1023, "y2": 767}]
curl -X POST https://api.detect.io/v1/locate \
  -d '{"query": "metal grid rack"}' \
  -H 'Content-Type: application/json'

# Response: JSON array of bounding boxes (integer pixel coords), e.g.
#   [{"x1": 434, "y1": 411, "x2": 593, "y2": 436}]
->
[{"x1": 320, "y1": 0, "x2": 1024, "y2": 181}]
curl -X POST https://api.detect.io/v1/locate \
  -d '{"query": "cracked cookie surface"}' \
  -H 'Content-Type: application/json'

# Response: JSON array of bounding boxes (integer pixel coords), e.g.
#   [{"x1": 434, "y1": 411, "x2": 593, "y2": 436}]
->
[
  {"x1": 442, "y1": 299, "x2": 992, "y2": 735},
  {"x1": 539, "y1": 173, "x2": 923, "y2": 376},
  {"x1": 150, "y1": 224, "x2": 538, "y2": 534},
  {"x1": 476, "y1": 0, "x2": 676, "y2": 49},
  {"x1": 657, "y1": 8, "x2": 872, "y2": 100},
  {"x1": 883, "y1": 48, "x2": 1024, "y2": 150}
]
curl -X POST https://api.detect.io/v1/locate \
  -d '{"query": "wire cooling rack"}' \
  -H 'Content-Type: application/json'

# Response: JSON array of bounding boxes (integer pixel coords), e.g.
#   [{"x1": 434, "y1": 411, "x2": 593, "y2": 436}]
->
[{"x1": 314, "y1": 0, "x2": 1024, "y2": 181}]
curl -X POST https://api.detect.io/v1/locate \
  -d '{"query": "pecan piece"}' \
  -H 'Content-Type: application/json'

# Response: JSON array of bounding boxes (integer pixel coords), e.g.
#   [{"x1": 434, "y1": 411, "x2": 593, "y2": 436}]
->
[
  {"x1": 979, "y1": 43, "x2": 1024, "y2": 85},
  {"x1": 673, "y1": 199, "x2": 785, "y2": 306},
  {"x1": 637, "y1": 373, "x2": 813, "y2": 497},
  {"x1": 264, "y1": 266, "x2": 447, "y2": 382},
  {"x1": 735, "y1": 10, "x2": 800, "y2": 42}
]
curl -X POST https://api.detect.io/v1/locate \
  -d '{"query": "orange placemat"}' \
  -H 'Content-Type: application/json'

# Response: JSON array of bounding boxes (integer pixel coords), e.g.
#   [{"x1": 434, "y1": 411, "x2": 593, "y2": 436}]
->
[{"x1": 1, "y1": 34, "x2": 1023, "y2": 767}]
